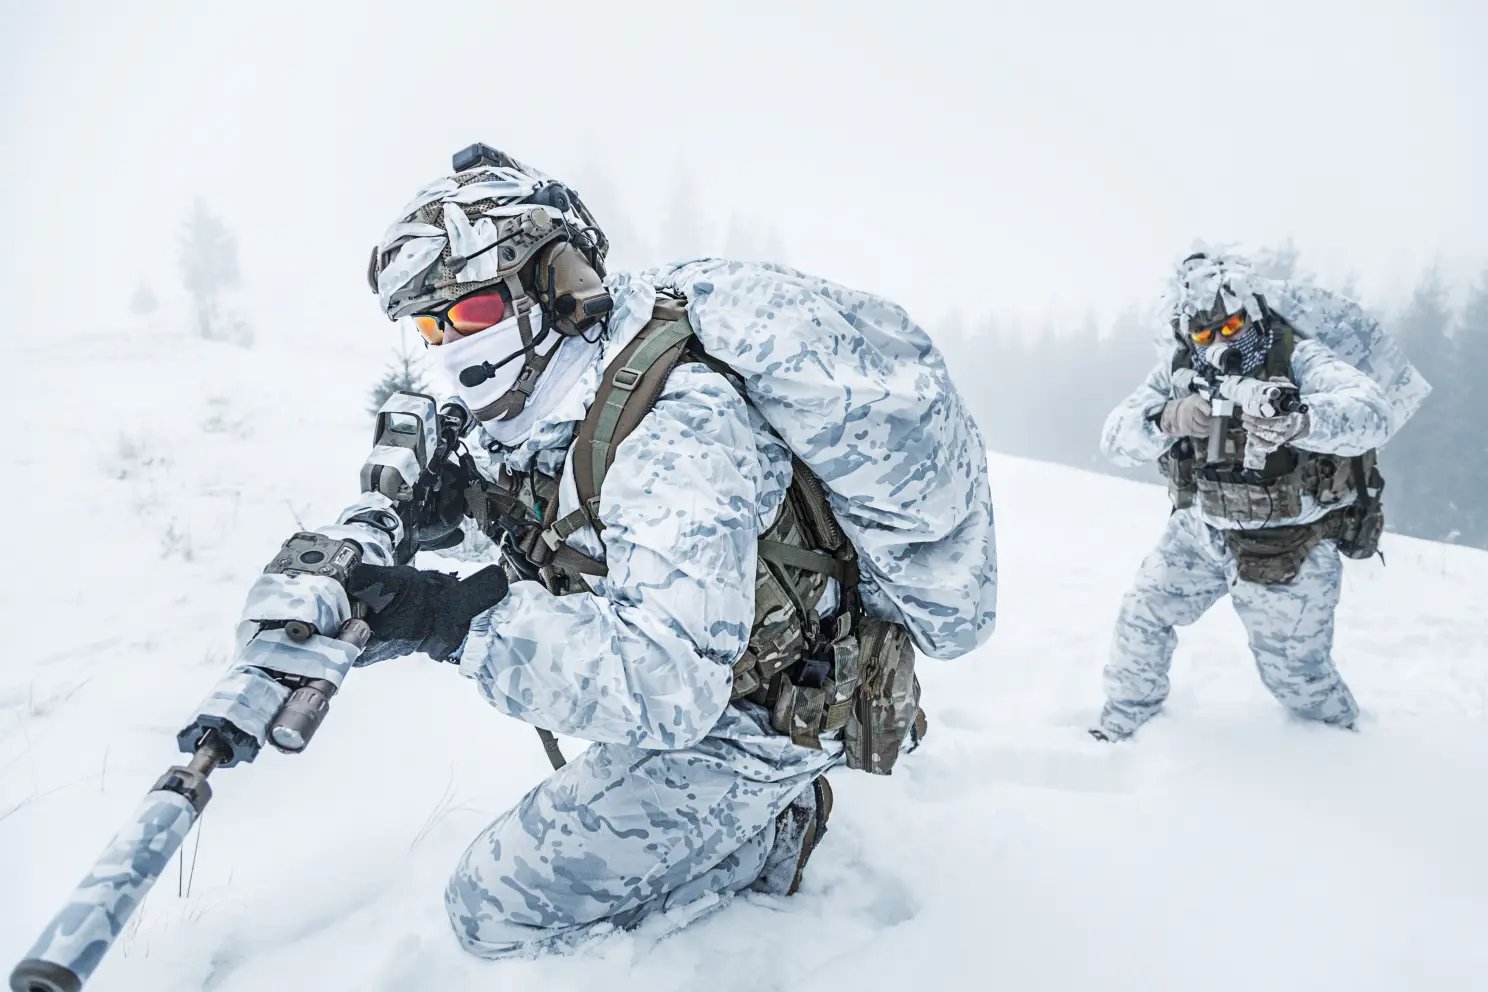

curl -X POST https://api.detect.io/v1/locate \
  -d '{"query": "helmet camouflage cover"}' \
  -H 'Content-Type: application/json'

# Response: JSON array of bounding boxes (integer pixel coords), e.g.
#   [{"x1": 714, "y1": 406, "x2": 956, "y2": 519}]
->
[
  {"x1": 1166, "y1": 251, "x2": 1267, "y2": 339},
  {"x1": 369, "y1": 151, "x2": 607, "y2": 320}
]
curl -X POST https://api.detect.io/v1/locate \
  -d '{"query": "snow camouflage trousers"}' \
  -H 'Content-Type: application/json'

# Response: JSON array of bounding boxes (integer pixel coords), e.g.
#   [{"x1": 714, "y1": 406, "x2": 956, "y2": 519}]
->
[
  {"x1": 445, "y1": 705, "x2": 838, "y2": 957},
  {"x1": 1099, "y1": 507, "x2": 1359, "y2": 739}
]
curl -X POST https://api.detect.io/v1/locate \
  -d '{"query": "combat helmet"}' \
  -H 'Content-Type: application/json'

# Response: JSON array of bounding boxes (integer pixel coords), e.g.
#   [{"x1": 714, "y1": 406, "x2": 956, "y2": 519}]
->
[{"x1": 367, "y1": 144, "x2": 613, "y2": 421}]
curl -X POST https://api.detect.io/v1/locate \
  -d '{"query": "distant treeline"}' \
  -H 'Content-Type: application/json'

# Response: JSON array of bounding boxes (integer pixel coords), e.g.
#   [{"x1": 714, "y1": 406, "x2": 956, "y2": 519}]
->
[{"x1": 941, "y1": 246, "x2": 1488, "y2": 550}]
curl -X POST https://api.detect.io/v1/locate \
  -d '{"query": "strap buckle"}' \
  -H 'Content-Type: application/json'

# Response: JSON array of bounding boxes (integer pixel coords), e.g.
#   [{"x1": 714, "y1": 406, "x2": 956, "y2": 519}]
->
[
  {"x1": 796, "y1": 654, "x2": 831, "y2": 690},
  {"x1": 612, "y1": 367, "x2": 642, "y2": 391}
]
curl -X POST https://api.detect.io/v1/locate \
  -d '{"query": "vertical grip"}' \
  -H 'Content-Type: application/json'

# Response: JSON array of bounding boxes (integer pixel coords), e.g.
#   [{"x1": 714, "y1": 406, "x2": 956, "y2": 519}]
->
[{"x1": 1206, "y1": 407, "x2": 1226, "y2": 463}]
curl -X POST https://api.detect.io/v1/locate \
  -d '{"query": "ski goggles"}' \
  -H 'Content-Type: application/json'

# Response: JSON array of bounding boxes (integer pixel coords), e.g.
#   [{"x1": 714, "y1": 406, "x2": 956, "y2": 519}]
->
[
  {"x1": 1188, "y1": 312, "x2": 1247, "y2": 347},
  {"x1": 410, "y1": 286, "x2": 511, "y2": 346}
]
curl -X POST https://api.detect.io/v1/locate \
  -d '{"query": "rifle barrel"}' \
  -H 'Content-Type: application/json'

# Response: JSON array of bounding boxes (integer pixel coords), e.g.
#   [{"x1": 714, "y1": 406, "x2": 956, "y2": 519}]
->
[{"x1": 9, "y1": 737, "x2": 226, "y2": 992}]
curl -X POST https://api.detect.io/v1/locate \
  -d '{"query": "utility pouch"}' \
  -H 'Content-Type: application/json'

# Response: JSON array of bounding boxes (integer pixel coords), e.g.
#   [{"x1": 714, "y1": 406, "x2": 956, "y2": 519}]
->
[
  {"x1": 1332, "y1": 457, "x2": 1386, "y2": 560},
  {"x1": 1197, "y1": 473, "x2": 1304, "y2": 524},
  {"x1": 766, "y1": 610, "x2": 860, "y2": 749},
  {"x1": 1224, "y1": 525, "x2": 1319, "y2": 585},
  {"x1": 844, "y1": 616, "x2": 920, "y2": 775},
  {"x1": 736, "y1": 567, "x2": 809, "y2": 700},
  {"x1": 1159, "y1": 441, "x2": 1196, "y2": 510}
]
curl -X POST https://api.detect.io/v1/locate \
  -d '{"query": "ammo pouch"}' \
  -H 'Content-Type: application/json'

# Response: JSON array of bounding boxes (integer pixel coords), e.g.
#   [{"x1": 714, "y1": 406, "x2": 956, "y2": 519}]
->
[
  {"x1": 1196, "y1": 471, "x2": 1304, "y2": 524},
  {"x1": 1323, "y1": 455, "x2": 1385, "y2": 561},
  {"x1": 734, "y1": 495, "x2": 848, "y2": 750},
  {"x1": 764, "y1": 611, "x2": 860, "y2": 753},
  {"x1": 1224, "y1": 525, "x2": 1320, "y2": 585},
  {"x1": 760, "y1": 609, "x2": 922, "y2": 775}
]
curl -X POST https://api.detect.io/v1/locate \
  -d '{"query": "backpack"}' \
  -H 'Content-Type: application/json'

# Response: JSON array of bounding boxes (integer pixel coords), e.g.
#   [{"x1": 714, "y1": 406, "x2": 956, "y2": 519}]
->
[{"x1": 469, "y1": 263, "x2": 995, "y2": 773}]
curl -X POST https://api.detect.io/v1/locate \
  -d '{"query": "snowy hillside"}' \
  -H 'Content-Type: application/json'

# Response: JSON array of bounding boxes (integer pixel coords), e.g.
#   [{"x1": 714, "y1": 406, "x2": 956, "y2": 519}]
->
[{"x1": 3, "y1": 329, "x2": 1487, "y2": 992}]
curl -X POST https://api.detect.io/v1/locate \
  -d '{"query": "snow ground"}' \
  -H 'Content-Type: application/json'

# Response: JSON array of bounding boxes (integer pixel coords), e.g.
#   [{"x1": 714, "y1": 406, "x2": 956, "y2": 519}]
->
[{"x1": 2, "y1": 328, "x2": 1487, "y2": 992}]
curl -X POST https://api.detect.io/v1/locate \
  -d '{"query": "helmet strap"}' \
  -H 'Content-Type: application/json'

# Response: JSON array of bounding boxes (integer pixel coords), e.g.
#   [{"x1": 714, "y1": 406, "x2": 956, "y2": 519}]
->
[{"x1": 469, "y1": 277, "x2": 559, "y2": 423}]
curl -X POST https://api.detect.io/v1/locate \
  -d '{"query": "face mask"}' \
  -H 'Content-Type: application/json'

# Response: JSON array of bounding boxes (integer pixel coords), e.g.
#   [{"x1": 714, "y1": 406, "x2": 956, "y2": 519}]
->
[
  {"x1": 431, "y1": 311, "x2": 559, "y2": 417},
  {"x1": 1228, "y1": 323, "x2": 1271, "y2": 374},
  {"x1": 1196, "y1": 322, "x2": 1271, "y2": 376}
]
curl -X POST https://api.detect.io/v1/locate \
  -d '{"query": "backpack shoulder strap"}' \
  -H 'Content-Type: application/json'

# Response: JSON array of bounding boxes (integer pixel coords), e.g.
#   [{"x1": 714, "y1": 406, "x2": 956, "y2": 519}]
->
[
  {"x1": 557, "y1": 307, "x2": 696, "y2": 536},
  {"x1": 1264, "y1": 310, "x2": 1296, "y2": 379}
]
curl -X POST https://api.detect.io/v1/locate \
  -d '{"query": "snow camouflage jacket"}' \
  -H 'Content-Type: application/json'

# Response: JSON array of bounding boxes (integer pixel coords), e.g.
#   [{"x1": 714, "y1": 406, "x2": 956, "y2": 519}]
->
[{"x1": 234, "y1": 261, "x2": 996, "y2": 755}]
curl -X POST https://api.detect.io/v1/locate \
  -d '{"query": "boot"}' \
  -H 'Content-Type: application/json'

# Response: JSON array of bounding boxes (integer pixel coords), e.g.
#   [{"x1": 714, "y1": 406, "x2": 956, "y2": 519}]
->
[{"x1": 752, "y1": 776, "x2": 833, "y2": 896}]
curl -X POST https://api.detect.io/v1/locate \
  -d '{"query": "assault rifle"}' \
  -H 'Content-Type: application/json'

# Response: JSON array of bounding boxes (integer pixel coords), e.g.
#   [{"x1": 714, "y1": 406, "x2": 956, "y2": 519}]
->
[
  {"x1": 1179, "y1": 342, "x2": 1306, "y2": 472},
  {"x1": 9, "y1": 393, "x2": 481, "y2": 992}
]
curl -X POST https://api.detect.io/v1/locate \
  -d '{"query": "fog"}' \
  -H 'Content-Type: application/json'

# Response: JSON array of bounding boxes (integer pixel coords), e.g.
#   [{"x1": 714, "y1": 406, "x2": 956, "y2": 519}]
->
[
  {"x1": 4, "y1": 2, "x2": 1483, "y2": 329},
  {"x1": 3, "y1": 1, "x2": 1485, "y2": 539}
]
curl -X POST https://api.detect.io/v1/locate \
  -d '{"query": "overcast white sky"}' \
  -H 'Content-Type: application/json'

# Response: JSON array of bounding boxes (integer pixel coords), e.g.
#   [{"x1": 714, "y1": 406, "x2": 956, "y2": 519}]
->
[{"x1": 2, "y1": 0, "x2": 1483, "y2": 345}]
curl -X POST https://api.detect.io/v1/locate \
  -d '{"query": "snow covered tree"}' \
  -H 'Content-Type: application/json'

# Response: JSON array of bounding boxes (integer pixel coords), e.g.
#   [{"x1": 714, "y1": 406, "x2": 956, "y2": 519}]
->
[
  {"x1": 129, "y1": 283, "x2": 159, "y2": 316},
  {"x1": 1446, "y1": 271, "x2": 1488, "y2": 546},
  {"x1": 368, "y1": 335, "x2": 429, "y2": 416},
  {"x1": 179, "y1": 199, "x2": 246, "y2": 344},
  {"x1": 1381, "y1": 265, "x2": 1461, "y2": 543}
]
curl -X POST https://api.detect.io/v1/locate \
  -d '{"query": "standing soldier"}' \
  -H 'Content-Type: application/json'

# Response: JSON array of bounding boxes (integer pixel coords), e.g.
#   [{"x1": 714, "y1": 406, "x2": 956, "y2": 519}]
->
[{"x1": 1094, "y1": 251, "x2": 1429, "y2": 741}]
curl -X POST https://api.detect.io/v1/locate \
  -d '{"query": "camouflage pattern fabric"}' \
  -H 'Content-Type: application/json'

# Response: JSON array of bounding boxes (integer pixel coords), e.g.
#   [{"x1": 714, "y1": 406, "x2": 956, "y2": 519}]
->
[
  {"x1": 445, "y1": 704, "x2": 834, "y2": 957},
  {"x1": 1098, "y1": 506, "x2": 1359, "y2": 739},
  {"x1": 14, "y1": 792, "x2": 198, "y2": 985},
  {"x1": 1101, "y1": 337, "x2": 1395, "y2": 530},
  {"x1": 460, "y1": 358, "x2": 770, "y2": 749},
  {"x1": 176, "y1": 666, "x2": 289, "y2": 765},
  {"x1": 655, "y1": 260, "x2": 998, "y2": 658},
  {"x1": 237, "y1": 627, "x2": 360, "y2": 687},
  {"x1": 232, "y1": 572, "x2": 350, "y2": 649}
]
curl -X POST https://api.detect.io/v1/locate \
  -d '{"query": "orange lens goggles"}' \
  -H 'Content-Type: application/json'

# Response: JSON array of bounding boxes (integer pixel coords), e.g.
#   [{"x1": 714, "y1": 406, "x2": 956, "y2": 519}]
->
[
  {"x1": 411, "y1": 288, "x2": 510, "y2": 345},
  {"x1": 1189, "y1": 312, "x2": 1246, "y2": 347}
]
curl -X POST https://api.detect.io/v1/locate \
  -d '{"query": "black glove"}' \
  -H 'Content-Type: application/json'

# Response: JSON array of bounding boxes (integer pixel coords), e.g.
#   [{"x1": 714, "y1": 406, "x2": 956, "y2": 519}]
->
[
  {"x1": 347, "y1": 564, "x2": 509, "y2": 665},
  {"x1": 413, "y1": 458, "x2": 469, "y2": 552}
]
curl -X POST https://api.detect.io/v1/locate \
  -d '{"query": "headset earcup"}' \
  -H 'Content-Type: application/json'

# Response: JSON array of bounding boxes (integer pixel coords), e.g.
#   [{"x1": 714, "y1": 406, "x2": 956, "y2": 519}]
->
[{"x1": 532, "y1": 241, "x2": 613, "y2": 335}]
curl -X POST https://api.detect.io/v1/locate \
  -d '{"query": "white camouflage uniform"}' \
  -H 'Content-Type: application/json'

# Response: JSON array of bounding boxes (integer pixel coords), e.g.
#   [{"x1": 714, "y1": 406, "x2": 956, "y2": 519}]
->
[
  {"x1": 242, "y1": 263, "x2": 997, "y2": 955},
  {"x1": 1098, "y1": 318, "x2": 1395, "y2": 739}
]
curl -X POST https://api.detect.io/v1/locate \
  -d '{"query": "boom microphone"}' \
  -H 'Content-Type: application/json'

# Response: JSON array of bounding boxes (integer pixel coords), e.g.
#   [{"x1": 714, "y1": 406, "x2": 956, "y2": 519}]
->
[{"x1": 459, "y1": 363, "x2": 497, "y2": 387}]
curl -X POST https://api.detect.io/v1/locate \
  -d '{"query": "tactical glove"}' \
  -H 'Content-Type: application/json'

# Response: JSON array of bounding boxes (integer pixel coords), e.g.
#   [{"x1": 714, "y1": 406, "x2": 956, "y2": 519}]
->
[
  {"x1": 1159, "y1": 393, "x2": 1212, "y2": 438},
  {"x1": 413, "y1": 458, "x2": 469, "y2": 552},
  {"x1": 1242, "y1": 410, "x2": 1310, "y2": 455},
  {"x1": 346, "y1": 563, "x2": 509, "y2": 665}
]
